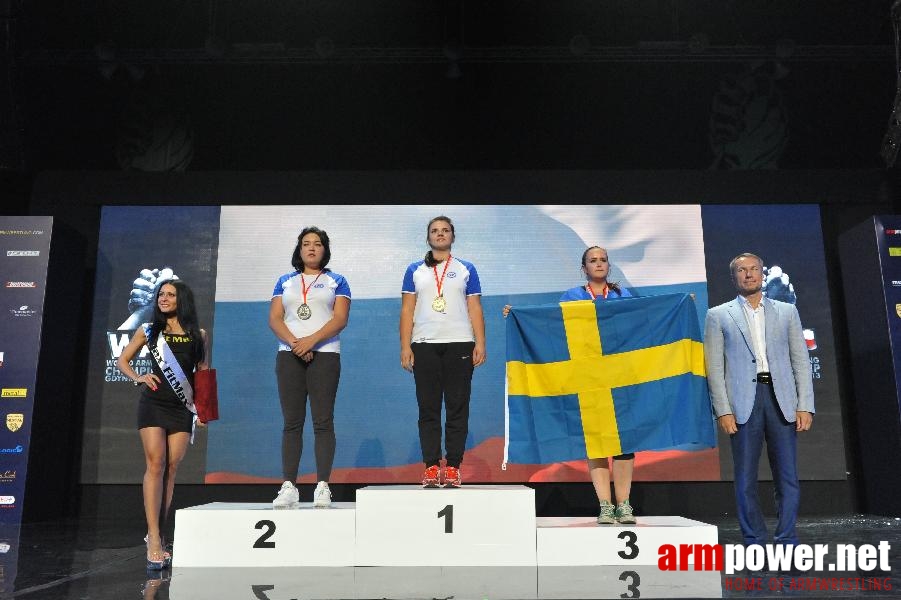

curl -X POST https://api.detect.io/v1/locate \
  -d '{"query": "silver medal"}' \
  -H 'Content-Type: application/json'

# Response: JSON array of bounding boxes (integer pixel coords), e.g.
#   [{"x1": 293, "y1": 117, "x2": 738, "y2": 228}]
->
[{"x1": 297, "y1": 303, "x2": 312, "y2": 320}]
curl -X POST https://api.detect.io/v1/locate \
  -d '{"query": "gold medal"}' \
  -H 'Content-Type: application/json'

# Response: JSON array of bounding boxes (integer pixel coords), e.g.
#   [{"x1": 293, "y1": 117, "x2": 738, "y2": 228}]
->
[
  {"x1": 431, "y1": 256, "x2": 452, "y2": 314},
  {"x1": 297, "y1": 303, "x2": 312, "y2": 320}
]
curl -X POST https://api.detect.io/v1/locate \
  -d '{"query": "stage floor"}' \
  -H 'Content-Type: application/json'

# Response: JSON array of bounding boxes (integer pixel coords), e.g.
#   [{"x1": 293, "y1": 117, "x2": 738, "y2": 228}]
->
[{"x1": 3, "y1": 513, "x2": 900, "y2": 599}]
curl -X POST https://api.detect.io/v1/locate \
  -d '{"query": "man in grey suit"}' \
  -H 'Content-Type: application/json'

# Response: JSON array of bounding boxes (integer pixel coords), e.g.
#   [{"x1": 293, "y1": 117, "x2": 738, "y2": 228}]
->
[{"x1": 704, "y1": 253, "x2": 815, "y2": 549}]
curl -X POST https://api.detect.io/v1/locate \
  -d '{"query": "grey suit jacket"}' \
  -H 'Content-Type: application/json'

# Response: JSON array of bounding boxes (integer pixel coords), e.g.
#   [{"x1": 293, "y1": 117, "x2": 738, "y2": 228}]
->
[{"x1": 704, "y1": 297, "x2": 815, "y2": 424}]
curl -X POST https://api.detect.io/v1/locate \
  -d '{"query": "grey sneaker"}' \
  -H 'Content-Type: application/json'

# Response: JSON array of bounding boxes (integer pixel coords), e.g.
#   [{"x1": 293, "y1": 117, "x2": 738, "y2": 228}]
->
[
  {"x1": 272, "y1": 481, "x2": 299, "y2": 507},
  {"x1": 597, "y1": 500, "x2": 616, "y2": 525},
  {"x1": 615, "y1": 499, "x2": 636, "y2": 524},
  {"x1": 313, "y1": 481, "x2": 332, "y2": 507}
]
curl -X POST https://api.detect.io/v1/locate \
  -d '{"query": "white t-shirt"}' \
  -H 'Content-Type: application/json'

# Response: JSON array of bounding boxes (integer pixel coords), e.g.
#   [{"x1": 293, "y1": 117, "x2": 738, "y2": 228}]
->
[
  {"x1": 272, "y1": 270, "x2": 351, "y2": 353},
  {"x1": 402, "y1": 257, "x2": 481, "y2": 343}
]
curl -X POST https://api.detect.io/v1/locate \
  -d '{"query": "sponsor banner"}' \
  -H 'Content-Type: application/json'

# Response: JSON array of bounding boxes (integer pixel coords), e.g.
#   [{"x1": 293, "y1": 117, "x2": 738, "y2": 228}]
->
[
  {"x1": 0, "y1": 216, "x2": 53, "y2": 524},
  {"x1": 6, "y1": 307, "x2": 37, "y2": 319},
  {"x1": 875, "y1": 216, "x2": 901, "y2": 423}
]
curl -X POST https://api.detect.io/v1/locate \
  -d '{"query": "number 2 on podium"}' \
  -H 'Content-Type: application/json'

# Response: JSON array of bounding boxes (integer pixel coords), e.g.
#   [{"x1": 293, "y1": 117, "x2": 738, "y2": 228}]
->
[
  {"x1": 254, "y1": 520, "x2": 276, "y2": 548},
  {"x1": 437, "y1": 504, "x2": 453, "y2": 533}
]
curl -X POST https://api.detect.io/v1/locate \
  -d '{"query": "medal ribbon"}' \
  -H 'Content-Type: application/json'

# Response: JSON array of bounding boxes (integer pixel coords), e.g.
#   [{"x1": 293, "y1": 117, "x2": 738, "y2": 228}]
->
[
  {"x1": 586, "y1": 282, "x2": 608, "y2": 300},
  {"x1": 432, "y1": 255, "x2": 452, "y2": 298},
  {"x1": 301, "y1": 270, "x2": 324, "y2": 306}
]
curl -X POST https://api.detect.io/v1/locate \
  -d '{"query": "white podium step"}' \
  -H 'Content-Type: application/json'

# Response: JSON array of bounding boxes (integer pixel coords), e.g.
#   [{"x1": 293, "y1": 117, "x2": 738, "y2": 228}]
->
[
  {"x1": 353, "y1": 566, "x2": 538, "y2": 600},
  {"x1": 169, "y1": 567, "x2": 356, "y2": 600},
  {"x1": 168, "y1": 566, "x2": 721, "y2": 599},
  {"x1": 172, "y1": 489, "x2": 720, "y2": 575},
  {"x1": 536, "y1": 516, "x2": 719, "y2": 566},
  {"x1": 354, "y1": 484, "x2": 536, "y2": 566},
  {"x1": 538, "y1": 566, "x2": 722, "y2": 599},
  {"x1": 173, "y1": 502, "x2": 356, "y2": 567},
  {"x1": 169, "y1": 566, "x2": 539, "y2": 600}
]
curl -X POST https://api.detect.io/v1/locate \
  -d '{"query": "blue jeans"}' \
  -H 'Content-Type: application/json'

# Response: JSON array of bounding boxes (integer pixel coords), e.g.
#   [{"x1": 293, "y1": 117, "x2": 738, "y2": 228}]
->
[{"x1": 731, "y1": 381, "x2": 800, "y2": 546}]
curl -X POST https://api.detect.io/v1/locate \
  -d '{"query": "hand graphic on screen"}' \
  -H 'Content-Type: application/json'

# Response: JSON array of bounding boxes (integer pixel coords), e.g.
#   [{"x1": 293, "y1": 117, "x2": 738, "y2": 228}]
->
[
  {"x1": 762, "y1": 265, "x2": 796, "y2": 304},
  {"x1": 118, "y1": 267, "x2": 179, "y2": 330}
]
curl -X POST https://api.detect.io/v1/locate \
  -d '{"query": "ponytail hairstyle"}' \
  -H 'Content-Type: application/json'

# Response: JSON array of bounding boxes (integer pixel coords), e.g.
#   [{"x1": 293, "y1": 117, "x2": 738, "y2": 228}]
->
[
  {"x1": 581, "y1": 246, "x2": 621, "y2": 294},
  {"x1": 424, "y1": 215, "x2": 455, "y2": 267},
  {"x1": 147, "y1": 279, "x2": 205, "y2": 363},
  {"x1": 291, "y1": 226, "x2": 332, "y2": 272}
]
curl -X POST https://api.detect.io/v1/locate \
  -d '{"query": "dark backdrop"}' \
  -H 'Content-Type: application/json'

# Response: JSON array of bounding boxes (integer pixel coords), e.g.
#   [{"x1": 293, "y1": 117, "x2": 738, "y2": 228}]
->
[{"x1": 3, "y1": 1, "x2": 901, "y2": 520}]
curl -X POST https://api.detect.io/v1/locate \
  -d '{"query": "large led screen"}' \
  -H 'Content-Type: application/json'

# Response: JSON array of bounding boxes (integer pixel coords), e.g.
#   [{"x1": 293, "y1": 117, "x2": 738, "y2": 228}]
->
[{"x1": 81, "y1": 204, "x2": 843, "y2": 484}]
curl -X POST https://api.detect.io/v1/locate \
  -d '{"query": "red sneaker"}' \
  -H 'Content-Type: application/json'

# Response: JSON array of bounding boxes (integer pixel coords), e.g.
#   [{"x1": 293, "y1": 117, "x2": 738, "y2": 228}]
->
[
  {"x1": 443, "y1": 466, "x2": 462, "y2": 488},
  {"x1": 422, "y1": 465, "x2": 440, "y2": 488}
]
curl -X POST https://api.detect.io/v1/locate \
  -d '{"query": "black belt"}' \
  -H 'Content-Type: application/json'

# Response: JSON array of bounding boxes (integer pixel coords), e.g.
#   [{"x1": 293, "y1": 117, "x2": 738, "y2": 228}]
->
[{"x1": 756, "y1": 372, "x2": 772, "y2": 385}]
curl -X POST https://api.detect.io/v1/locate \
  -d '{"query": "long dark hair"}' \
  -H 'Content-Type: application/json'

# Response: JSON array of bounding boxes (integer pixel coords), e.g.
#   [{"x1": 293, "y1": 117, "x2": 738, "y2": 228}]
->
[
  {"x1": 581, "y1": 246, "x2": 621, "y2": 294},
  {"x1": 424, "y1": 215, "x2": 455, "y2": 267},
  {"x1": 147, "y1": 279, "x2": 205, "y2": 362},
  {"x1": 291, "y1": 226, "x2": 332, "y2": 272}
]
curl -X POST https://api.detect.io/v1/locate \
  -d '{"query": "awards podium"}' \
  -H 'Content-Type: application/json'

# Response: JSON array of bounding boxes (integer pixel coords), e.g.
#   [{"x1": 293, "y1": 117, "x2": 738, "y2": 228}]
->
[{"x1": 171, "y1": 485, "x2": 722, "y2": 599}]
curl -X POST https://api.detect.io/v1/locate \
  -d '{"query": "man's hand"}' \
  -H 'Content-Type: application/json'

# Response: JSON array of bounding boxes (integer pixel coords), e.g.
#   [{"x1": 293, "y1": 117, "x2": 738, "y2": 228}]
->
[
  {"x1": 796, "y1": 411, "x2": 813, "y2": 432},
  {"x1": 717, "y1": 414, "x2": 738, "y2": 435}
]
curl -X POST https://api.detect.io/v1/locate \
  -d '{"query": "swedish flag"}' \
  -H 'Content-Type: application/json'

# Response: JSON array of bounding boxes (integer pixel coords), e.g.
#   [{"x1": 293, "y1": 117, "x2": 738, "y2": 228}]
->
[{"x1": 504, "y1": 293, "x2": 715, "y2": 464}]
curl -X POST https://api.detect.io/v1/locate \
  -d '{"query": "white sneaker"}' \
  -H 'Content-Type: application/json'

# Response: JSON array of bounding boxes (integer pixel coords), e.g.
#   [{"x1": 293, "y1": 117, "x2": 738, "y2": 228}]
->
[
  {"x1": 313, "y1": 481, "x2": 331, "y2": 508},
  {"x1": 273, "y1": 481, "x2": 299, "y2": 507}
]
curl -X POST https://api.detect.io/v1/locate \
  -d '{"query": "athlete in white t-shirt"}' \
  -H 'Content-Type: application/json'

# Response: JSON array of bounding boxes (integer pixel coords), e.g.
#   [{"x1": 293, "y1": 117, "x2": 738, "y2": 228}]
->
[
  {"x1": 269, "y1": 226, "x2": 351, "y2": 508},
  {"x1": 400, "y1": 216, "x2": 486, "y2": 488}
]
